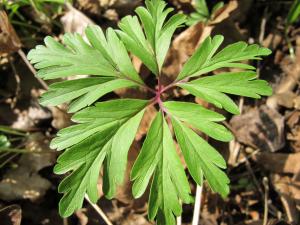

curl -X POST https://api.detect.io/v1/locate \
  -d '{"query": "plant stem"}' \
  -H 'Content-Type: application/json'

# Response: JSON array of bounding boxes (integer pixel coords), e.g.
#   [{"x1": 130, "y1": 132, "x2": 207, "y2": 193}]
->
[
  {"x1": 155, "y1": 77, "x2": 168, "y2": 113},
  {"x1": 263, "y1": 177, "x2": 269, "y2": 225},
  {"x1": 160, "y1": 79, "x2": 188, "y2": 93},
  {"x1": 84, "y1": 194, "x2": 113, "y2": 225},
  {"x1": 0, "y1": 153, "x2": 19, "y2": 168},
  {"x1": 192, "y1": 185, "x2": 203, "y2": 225}
]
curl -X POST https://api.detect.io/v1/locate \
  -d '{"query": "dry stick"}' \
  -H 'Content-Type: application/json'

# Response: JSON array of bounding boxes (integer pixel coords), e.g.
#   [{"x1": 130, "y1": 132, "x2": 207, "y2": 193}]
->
[
  {"x1": 8, "y1": 57, "x2": 21, "y2": 108},
  {"x1": 262, "y1": 177, "x2": 269, "y2": 225},
  {"x1": 84, "y1": 194, "x2": 113, "y2": 225},
  {"x1": 192, "y1": 185, "x2": 203, "y2": 225},
  {"x1": 257, "y1": 6, "x2": 269, "y2": 78},
  {"x1": 17, "y1": 49, "x2": 48, "y2": 90},
  {"x1": 18, "y1": 48, "x2": 113, "y2": 225}
]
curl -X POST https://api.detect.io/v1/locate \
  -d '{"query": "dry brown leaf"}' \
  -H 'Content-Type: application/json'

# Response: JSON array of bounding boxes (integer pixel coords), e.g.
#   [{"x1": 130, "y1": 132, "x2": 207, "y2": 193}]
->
[
  {"x1": 0, "y1": 133, "x2": 55, "y2": 202},
  {"x1": 0, "y1": 10, "x2": 21, "y2": 54},
  {"x1": 286, "y1": 111, "x2": 300, "y2": 152},
  {"x1": 50, "y1": 105, "x2": 72, "y2": 130},
  {"x1": 75, "y1": 209, "x2": 88, "y2": 225},
  {"x1": 0, "y1": 205, "x2": 22, "y2": 225},
  {"x1": 253, "y1": 152, "x2": 300, "y2": 174},
  {"x1": 267, "y1": 37, "x2": 300, "y2": 109},
  {"x1": 230, "y1": 106, "x2": 285, "y2": 152},
  {"x1": 211, "y1": 0, "x2": 238, "y2": 24},
  {"x1": 271, "y1": 92, "x2": 297, "y2": 109},
  {"x1": 271, "y1": 174, "x2": 300, "y2": 224},
  {"x1": 77, "y1": 0, "x2": 141, "y2": 18},
  {"x1": 237, "y1": 219, "x2": 289, "y2": 225},
  {"x1": 61, "y1": 4, "x2": 95, "y2": 34}
]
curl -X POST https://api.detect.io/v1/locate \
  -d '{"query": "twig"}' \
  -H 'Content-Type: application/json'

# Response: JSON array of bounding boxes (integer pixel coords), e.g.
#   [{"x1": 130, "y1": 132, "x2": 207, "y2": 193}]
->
[
  {"x1": 241, "y1": 148, "x2": 264, "y2": 196},
  {"x1": 238, "y1": 97, "x2": 244, "y2": 114},
  {"x1": 257, "y1": 6, "x2": 269, "y2": 78},
  {"x1": 285, "y1": 27, "x2": 295, "y2": 60},
  {"x1": 8, "y1": 57, "x2": 21, "y2": 108},
  {"x1": 263, "y1": 177, "x2": 269, "y2": 225},
  {"x1": 84, "y1": 194, "x2": 113, "y2": 225},
  {"x1": 0, "y1": 153, "x2": 19, "y2": 168},
  {"x1": 17, "y1": 49, "x2": 49, "y2": 90},
  {"x1": 192, "y1": 185, "x2": 203, "y2": 225},
  {"x1": 259, "y1": 6, "x2": 269, "y2": 45}
]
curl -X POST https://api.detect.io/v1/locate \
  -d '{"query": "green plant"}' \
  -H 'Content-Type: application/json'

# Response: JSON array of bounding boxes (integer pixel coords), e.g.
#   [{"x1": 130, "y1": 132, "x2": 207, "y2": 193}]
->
[
  {"x1": 285, "y1": 0, "x2": 300, "y2": 58},
  {"x1": 2, "y1": 0, "x2": 66, "y2": 32},
  {"x1": 287, "y1": 0, "x2": 300, "y2": 25},
  {"x1": 0, "y1": 135, "x2": 10, "y2": 148},
  {"x1": 27, "y1": 0, "x2": 272, "y2": 224},
  {"x1": 0, "y1": 128, "x2": 27, "y2": 168},
  {"x1": 186, "y1": 0, "x2": 224, "y2": 26}
]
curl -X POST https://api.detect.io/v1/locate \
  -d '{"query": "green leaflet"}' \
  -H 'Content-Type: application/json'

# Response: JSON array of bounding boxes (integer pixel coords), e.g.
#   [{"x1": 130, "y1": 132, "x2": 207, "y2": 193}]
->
[
  {"x1": 176, "y1": 35, "x2": 272, "y2": 81},
  {"x1": 131, "y1": 112, "x2": 193, "y2": 225},
  {"x1": 53, "y1": 99, "x2": 147, "y2": 217},
  {"x1": 27, "y1": 25, "x2": 143, "y2": 84},
  {"x1": 186, "y1": 0, "x2": 224, "y2": 26},
  {"x1": 179, "y1": 71, "x2": 272, "y2": 114},
  {"x1": 172, "y1": 118, "x2": 230, "y2": 197},
  {"x1": 40, "y1": 77, "x2": 137, "y2": 112},
  {"x1": 287, "y1": 0, "x2": 300, "y2": 25},
  {"x1": 0, "y1": 135, "x2": 10, "y2": 148},
  {"x1": 164, "y1": 101, "x2": 233, "y2": 141},
  {"x1": 118, "y1": 0, "x2": 186, "y2": 75}
]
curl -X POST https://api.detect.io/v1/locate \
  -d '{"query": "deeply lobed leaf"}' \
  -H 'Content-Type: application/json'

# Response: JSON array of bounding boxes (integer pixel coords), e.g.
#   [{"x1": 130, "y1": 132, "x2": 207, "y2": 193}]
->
[
  {"x1": 26, "y1": 0, "x2": 273, "y2": 223},
  {"x1": 179, "y1": 71, "x2": 272, "y2": 114},
  {"x1": 53, "y1": 99, "x2": 147, "y2": 217},
  {"x1": 28, "y1": 25, "x2": 144, "y2": 112},
  {"x1": 131, "y1": 112, "x2": 193, "y2": 225},
  {"x1": 176, "y1": 35, "x2": 272, "y2": 81},
  {"x1": 118, "y1": 0, "x2": 186, "y2": 75}
]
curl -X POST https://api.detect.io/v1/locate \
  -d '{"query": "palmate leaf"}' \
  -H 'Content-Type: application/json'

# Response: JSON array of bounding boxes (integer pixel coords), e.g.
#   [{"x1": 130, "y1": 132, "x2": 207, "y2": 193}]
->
[
  {"x1": 118, "y1": 0, "x2": 186, "y2": 75},
  {"x1": 176, "y1": 35, "x2": 272, "y2": 81},
  {"x1": 53, "y1": 99, "x2": 147, "y2": 217},
  {"x1": 179, "y1": 71, "x2": 272, "y2": 114},
  {"x1": 131, "y1": 112, "x2": 193, "y2": 225},
  {"x1": 26, "y1": 0, "x2": 273, "y2": 224},
  {"x1": 27, "y1": 25, "x2": 144, "y2": 112}
]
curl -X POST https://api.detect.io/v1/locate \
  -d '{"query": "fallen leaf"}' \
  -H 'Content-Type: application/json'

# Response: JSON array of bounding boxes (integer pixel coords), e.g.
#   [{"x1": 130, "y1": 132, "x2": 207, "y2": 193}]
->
[
  {"x1": 0, "y1": 205, "x2": 22, "y2": 225},
  {"x1": 61, "y1": 4, "x2": 95, "y2": 35},
  {"x1": 253, "y1": 152, "x2": 300, "y2": 174},
  {"x1": 271, "y1": 174, "x2": 300, "y2": 224},
  {"x1": 0, "y1": 133, "x2": 55, "y2": 201},
  {"x1": 0, "y1": 10, "x2": 21, "y2": 54},
  {"x1": 230, "y1": 106, "x2": 285, "y2": 152},
  {"x1": 267, "y1": 37, "x2": 300, "y2": 110}
]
